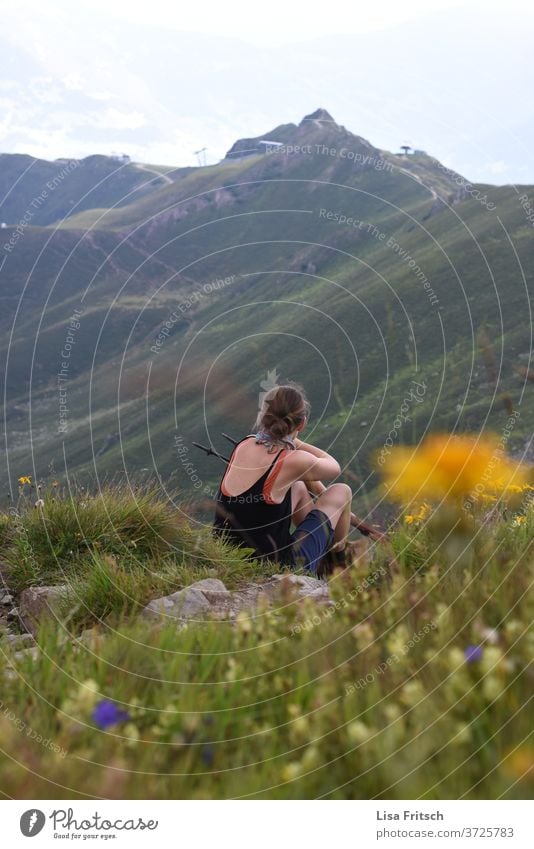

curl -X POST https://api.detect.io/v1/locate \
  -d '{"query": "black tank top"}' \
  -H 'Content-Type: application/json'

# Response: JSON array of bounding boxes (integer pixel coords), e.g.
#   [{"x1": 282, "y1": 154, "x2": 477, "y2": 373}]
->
[{"x1": 212, "y1": 435, "x2": 296, "y2": 565}]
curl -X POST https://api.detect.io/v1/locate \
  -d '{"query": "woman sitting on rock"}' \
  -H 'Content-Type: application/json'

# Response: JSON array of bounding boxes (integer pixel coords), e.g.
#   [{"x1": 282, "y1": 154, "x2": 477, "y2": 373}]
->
[{"x1": 213, "y1": 381, "x2": 359, "y2": 574}]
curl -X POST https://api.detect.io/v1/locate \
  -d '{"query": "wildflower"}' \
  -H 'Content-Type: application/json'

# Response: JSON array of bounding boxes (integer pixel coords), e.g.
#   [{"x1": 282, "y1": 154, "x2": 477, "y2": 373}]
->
[
  {"x1": 77, "y1": 679, "x2": 100, "y2": 707},
  {"x1": 34, "y1": 499, "x2": 45, "y2": 509},
  {"x1": 478, "y1": 626, "x2": 499, "y2": 645},
  {"x1": 182, "y1": 714, "x2": 200, "y2": 736},
  {"x1": 351, "y1": 622, "x2": 374, "y2": 648},
  {"x1": 482, "y1": 675, "x2": 505, "y2": 700},
  {"x1": 290, "y1": 715, "x2": 310, "y2": 738},
  {"x1": 301, "y1": 745, "x2": 321, "y2": 768},
  {"x1": 347, "y1": 720, "x2": 374, "y2": 744},
  {"x1": 503, "y1": 746, "x2": 534, "y2": 780},
  {"x1": 225, "y1": 657, "x2": 238, "y2": 682},
  {"x1": 464, "y1": 645, "x2": 483, "y2": 663},
  {"x1": 236, "y1": 611, "x2": 252, "y2": 635},
  {"x1": 281, "y1": 761, "x2": 304, "y2": 781},
  {"x1": 378, "y1": 433, "x2": 531, "y2": 503},
  {"x1": 92, "y1": 699, "x2": 130, "y2": 729},
  {"x1": 479, "y1": 646, "x2": 504, "y2": 675},
  {"x1": 383, "y1": 703, "x2": 402, "y2": 723},
  {"x1": 452, "y1": 722, "x2": 471, "y2": 745},
  {"x1": 387, "y1": 625, "x2": 410, "y2": 657},
  {"x1": 122, "y1": 722, "x2": 140, "y2": 745},
  {"x1": 404, "y1": 502, "x2": 431, "y2": 525},
  {"x1": 201, "y1": 745, "x2": 215, "y2": 767},
  {"x1": 399, "y1": 680, "x2": 425, "y2": 706},
  {"x1": 512, "y1": 514, "x2": 526, "y2": 527},
  {"x1": 504, "y1": 620, "x2": 523, "y2": 637},
  {"x1": 448, "y1": 647, "x2": 466, "y2": 668},
  {"x1": 18, "y1": 476, "x2": 32, "y2": 485}
]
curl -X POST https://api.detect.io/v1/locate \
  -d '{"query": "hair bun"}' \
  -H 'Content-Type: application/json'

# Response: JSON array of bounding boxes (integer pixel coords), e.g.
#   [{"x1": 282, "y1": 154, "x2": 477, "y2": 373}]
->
[{"x1": 252, "y1": 382, "x2": 311, "y2": 442}]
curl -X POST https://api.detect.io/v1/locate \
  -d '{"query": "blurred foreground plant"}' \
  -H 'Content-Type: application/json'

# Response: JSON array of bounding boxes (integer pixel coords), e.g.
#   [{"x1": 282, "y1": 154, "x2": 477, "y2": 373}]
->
[{"x1": 377, "y1": 432, "x2": 533, "y2": 567}]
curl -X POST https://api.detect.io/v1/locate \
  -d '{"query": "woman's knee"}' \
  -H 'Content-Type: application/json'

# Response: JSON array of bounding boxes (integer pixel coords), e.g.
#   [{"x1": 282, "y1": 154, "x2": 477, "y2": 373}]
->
[{"x1": 327, "y1": 482, "x2": 352, "y2": 506}]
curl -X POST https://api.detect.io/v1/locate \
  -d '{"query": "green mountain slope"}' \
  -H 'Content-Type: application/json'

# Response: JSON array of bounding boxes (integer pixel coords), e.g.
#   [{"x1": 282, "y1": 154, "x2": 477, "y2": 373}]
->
[
  {"x1": 1, "y1": 111, "x2": 532, "y2": 517},
  {"x1": 0, "y1": 153, "x2": 180, "y2": 227}
]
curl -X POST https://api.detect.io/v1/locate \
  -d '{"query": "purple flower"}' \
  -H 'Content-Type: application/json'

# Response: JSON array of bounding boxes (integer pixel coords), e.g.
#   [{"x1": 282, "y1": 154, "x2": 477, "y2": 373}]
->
[
  {"x1": 201, "y1": 745, "x2": 215, "y2": 767},
  {"x1": 92, "y1": 699, "x2": 130, "y2": 729},
  {"x1": 464, "y1": 645, "x2": 483, "y2": 663}
]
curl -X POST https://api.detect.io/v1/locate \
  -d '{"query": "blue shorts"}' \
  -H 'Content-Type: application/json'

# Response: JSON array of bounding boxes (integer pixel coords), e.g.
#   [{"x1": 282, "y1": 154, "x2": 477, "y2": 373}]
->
[{"x1": 290, "y1": 508, "x2": 335, "y2": 573}]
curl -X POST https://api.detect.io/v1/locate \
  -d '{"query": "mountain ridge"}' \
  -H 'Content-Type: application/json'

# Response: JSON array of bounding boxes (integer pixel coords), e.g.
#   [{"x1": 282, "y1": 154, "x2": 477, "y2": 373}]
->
[{"x1": 0, "y1": 110, "x2": 532, "y2": 508}]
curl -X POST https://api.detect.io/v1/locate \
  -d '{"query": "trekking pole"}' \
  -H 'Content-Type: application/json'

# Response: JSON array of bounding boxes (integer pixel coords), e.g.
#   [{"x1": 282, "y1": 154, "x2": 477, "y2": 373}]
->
[{"x1": 191, "y1": 442, "x2": 230, "y2": 463}]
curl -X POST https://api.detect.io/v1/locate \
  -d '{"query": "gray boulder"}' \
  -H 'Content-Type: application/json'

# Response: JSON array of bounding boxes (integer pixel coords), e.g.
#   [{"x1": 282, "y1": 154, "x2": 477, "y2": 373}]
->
[
  {"x1": 142, "y1": 573, "x2": 332, "y2": 625},
  {"x1": 142, "y1": 586, "x2": 213, "y2": 621},
  {"x1": 19, "y1": 585, "x2": 69, "y2": 636}
]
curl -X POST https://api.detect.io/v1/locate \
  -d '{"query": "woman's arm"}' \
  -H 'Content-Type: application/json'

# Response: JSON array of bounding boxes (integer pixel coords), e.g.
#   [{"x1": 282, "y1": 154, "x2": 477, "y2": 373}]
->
[
  {"x1": 293, "y1": 437, "x2": 329, "y2": 458},
  {"x1": 295, "y1": 441, "x2": 386, "y2": 541},
  {"x1": 292, "y1": 438, "x2": 341, "y2": 481}
]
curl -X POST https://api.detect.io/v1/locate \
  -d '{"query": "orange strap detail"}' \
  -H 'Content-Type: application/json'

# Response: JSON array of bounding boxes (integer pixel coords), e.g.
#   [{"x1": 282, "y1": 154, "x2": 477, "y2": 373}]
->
[{"x1": 262, "y1": 451, "x2": 291, "y2": 504}]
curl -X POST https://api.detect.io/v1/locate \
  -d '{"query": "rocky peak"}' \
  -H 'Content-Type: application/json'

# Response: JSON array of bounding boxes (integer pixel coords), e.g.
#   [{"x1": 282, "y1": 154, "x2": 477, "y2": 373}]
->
[{"x1": 300, "y1": 108, "x2": 337, "y2": 126}]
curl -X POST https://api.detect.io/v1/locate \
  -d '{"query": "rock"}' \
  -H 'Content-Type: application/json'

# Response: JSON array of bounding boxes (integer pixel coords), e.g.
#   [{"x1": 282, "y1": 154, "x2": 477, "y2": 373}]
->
[
  {"x1": 188, "y1": 578, "x2": 228, "y2": 593},
  {"x1": 188, "y1": 578, "x2": 230, "y2": 603},
  {"x1": 0, "y1": 592, "x2": 14, "y2": 605},
  {"x1": 142, "y1": 573, "x2": 332, "y2": 626},
  {"x1": 13, "y1": 646, "x2": 41, "y2": 662},
  {"x1": 6, "y1": 633, "x2": 35, "y2": 649},
  {"x1": 262, "y1": 574, "x2": 330, "y2": 601},
  {"x1": 142, "y1": 587, "x2": 212, "y2": 621},
  {"x1": 19, "y1": 585, "x2": 69, "y2": 636},
  {"x1": 76, "y1": 628, "x2": 103, "y2": 646}
]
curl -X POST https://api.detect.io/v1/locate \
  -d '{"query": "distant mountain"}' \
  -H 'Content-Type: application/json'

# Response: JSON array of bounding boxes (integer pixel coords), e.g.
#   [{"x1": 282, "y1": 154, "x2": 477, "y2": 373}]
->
[
  {"x1": 1, "y1": 111, "x2": 532, "y2": 513},
  {"x1": 2, "y1": 5, "x2": 533, "y2": 183},
  {"x1": 0, "y1": 153, "x2": 180, "y2": 226}
]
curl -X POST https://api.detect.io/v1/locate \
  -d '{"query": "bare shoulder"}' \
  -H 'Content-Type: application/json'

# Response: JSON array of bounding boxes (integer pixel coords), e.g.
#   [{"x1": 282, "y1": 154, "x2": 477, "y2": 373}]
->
[{"x1": 281, "y1": 449, "x2": 317, "y2": 475}]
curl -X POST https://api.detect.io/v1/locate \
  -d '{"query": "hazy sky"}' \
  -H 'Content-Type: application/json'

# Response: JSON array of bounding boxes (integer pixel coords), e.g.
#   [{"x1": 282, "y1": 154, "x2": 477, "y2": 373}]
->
[
  {"x1": 1, "y1": 0, "x2": 532, "y2": 183},
  {"x1": 67, "y1": 0, "x2": 467, "y2": 46}
]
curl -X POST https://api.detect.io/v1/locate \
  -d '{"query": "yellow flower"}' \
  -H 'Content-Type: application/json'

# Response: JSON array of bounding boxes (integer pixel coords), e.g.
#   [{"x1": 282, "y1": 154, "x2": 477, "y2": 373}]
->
[
  {"x1": 503, "y1": 746, "x2": 534, "y2": 781},
  {"x1": 512, "y1": 514, "x2": 526, "y2": 527},
  {"x1": 404, "y1": 503, "x2": 431, "y2": 525},
  {"x1": 18, "y1": 476, "x2": 32, "y2": 485},
  {"x1": 378, "y1": 433, "x2": 531, "y2": 503}
]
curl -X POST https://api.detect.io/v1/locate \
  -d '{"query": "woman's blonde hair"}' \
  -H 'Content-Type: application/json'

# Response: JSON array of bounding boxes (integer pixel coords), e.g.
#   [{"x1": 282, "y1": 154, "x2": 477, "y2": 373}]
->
[{"x1": 253, "y1": 382, "x2": 310, "y2": 441}]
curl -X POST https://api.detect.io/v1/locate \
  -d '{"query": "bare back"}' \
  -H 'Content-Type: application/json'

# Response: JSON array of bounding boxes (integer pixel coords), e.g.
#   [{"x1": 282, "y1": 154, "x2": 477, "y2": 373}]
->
[{"x1": 221, "y1": 439, "x2": 302, "y2": 504}]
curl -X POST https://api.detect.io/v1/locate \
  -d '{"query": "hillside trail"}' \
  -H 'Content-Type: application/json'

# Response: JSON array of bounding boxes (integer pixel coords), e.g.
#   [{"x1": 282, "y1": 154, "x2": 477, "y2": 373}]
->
[{"x1": 134, "y1": 163, "x2": 174, "y2": 185}]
